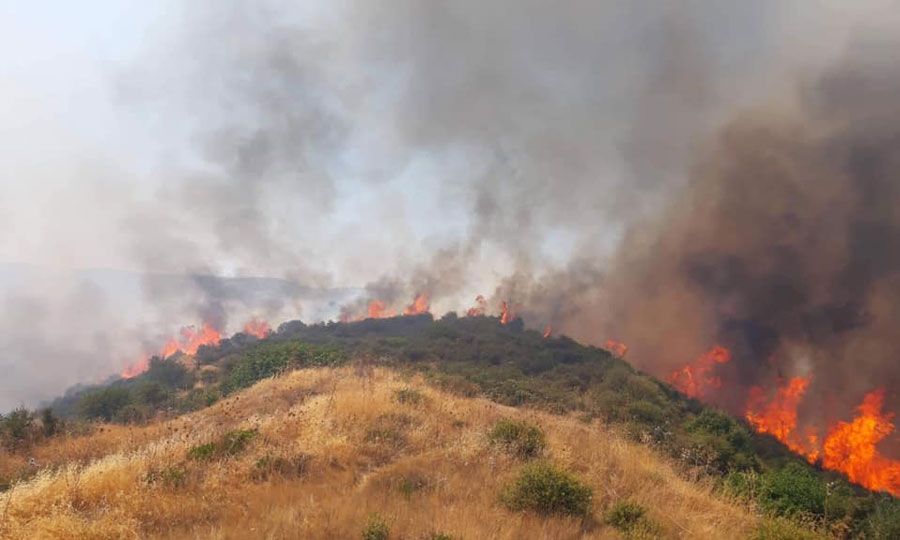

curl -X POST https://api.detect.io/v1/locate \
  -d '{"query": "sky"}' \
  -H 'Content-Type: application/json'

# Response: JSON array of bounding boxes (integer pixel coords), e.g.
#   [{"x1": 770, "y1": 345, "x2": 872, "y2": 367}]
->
[{"x1": 1, "y1": 0, "x2": 899, "y2": 411}]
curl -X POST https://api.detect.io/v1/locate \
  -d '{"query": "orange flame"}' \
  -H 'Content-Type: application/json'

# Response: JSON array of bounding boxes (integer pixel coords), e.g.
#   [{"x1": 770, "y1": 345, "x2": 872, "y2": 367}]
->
[
  {"x1": 121, "y1": 322, "x2": 222, "y2": 379},
  {"x1": 466, "y1": 294, "x2": 487, "y2": 317},
  {"x1": 404, "y1": 293, "x2": 430, "y2": 315},
  {"x1": 667, "y1": 346, "x2": 731, "y2": 398},
  {"x1": 543, "y1": 324, "x2": 552, "y2": 338},
  {"x1": 604, "y1": 339, "x2": 629, "y2": 358},
  {"x1": 500, "y1": 301, "x2": 512, "y2": 324},
  {"x1": 243, "y1": 318, "x2": 271, "y2": 339},
  {"x1": 822, "y1": 389, "x2": 900, "y2": 496},
  {"x1": 745, "y1": 376, "x2": 818, "y2": 461},
  {"x1": 367, "y1": 299, "x2": 396, "y2": 319}
]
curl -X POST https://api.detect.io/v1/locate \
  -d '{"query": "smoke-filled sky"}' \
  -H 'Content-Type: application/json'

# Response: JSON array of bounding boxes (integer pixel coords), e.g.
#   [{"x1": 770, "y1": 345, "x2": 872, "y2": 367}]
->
[{"x1": 1, "y1": 1, "x2": 899, "y2": 418}]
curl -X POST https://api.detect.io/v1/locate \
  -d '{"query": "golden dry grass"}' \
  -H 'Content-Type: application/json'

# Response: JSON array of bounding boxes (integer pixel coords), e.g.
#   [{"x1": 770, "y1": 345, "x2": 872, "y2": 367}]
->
[{"x1": 0, "y1": 365, "x2": 763, "y2": 539}]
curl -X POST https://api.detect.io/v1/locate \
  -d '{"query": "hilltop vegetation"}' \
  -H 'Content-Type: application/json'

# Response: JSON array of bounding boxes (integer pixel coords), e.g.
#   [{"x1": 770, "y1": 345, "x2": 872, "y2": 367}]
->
[{"x1": 2, "y1": 314, "x2": 898, "y2": 538}]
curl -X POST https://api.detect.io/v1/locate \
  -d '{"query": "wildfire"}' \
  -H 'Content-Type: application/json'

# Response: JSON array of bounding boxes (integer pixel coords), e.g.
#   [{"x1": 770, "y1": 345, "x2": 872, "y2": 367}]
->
[
  {"x1": 667, "y1": 345, "x2": 731, "y2": 399},
  {"x1": 745, "y1": 376, "x2": 819, "y2": 461},
  {"x1": 121, "y1": 322, "x2": 222, "y2": 379},
  {"x1": 466, "y1": 294, "x2": 487, "y2": 317},
  {"x1": 367, "y1": 299, "x2": 394, "y2": 319},
  {"x1": 737, "y1": 369, "x2": 900, "y2": 494},
  {"x1": 604, "y1": 339, "x2": 629, "y2": 358},
  {"x1": 243, "y1": 318, "x2": 272, "y2": 339},
  {"x1": 500, "y1": 301, "x2": 512, "y2": 324},
  {"x1": 543, "y1": 324, "x2": 552, "y2": 338},
  {"x1": 404, "y1": 293, "x2": 430, "y2": 315},
  {"x1": 822, "y1": 389, "x2": 900, "y2": 496}
]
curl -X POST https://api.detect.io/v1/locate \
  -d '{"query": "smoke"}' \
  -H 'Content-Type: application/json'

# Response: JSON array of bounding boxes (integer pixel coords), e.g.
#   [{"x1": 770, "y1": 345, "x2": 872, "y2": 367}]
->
[
  {"x1": 594, "y1": 36, "x2": 900, "y2": 431},
  {"x1": 3, "y1": 0, "x2": 900, "y2": 429}
]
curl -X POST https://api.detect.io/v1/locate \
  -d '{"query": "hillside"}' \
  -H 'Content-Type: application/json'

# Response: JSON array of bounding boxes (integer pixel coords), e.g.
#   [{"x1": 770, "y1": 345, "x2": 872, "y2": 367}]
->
[
  {"x1": 2, "y1": 315, "x2": 898, "y2": 538},
  {"x1": 3, "y1": 365, "x2": 766, "y2": 539}
]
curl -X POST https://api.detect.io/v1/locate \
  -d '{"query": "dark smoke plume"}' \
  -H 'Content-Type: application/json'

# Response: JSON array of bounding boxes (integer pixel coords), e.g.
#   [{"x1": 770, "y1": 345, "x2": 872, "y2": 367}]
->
[{"x1": 595, "y1": 38, "x2": 900, "y2": 434}]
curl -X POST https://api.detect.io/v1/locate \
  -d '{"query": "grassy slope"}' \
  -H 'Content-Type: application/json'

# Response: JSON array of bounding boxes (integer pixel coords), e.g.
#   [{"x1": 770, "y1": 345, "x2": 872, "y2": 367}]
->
[{"x1": 0, "y1": 366, "x2": 763, "y2": 539}]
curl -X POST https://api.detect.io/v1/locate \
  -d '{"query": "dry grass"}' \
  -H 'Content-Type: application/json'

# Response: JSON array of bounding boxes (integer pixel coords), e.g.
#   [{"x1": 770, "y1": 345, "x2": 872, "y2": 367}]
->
[{"x1": 0, "y1": 365, "x2": 763, "y2": 539}]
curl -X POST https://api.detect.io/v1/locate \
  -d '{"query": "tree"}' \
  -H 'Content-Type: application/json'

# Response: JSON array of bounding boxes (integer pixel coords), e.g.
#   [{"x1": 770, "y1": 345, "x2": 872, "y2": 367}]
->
[{"x1": 79, "y1": 387, "x2": 131, "y2": 421}]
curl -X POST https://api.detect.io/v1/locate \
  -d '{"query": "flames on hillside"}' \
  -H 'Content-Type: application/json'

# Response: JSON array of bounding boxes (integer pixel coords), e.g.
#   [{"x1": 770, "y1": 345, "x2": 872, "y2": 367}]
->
[
  {"x1": 119, "y1": 289, "x2": 898, "y2": 497},
  {"x1": 666, "y1": 345, "x2": 900, "y2": 496},
  {"x1": 121, "y1": 317, "x2": 269, "y2": 379}
]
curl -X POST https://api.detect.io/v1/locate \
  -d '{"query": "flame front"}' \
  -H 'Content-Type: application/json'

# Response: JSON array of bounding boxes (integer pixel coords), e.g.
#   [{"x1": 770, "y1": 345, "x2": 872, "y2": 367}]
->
[
  {"x1": 667, "y1": 346, "x2": 731, "y2": 399},
  {"x1": 543, "y1": 324, "x2": 552, "y2": 338},
  {"x1": 822, "y1": 389, "x2": 900, "y2": 496},
  {"x1": 466, "y1": 295, "x2": 487, "y2": 317},
  {"x1": 121, "y1": 322, "x2": 222, "y2": 379},
  {"x1": 403, "y1": 293, "x2": 430, "y2": 316},
  {"x1": 243, "y1": 318, "x2": 271, "y2": 339},
  {"x1": 500, "y1": 301, "x2": 512, "y2": 324},
  {"x1": 604, "y1": 339, "x2": 629, "y2": 358},
  {"x1": 745, "y1": 376, "x2": 819, "y2": 461}
]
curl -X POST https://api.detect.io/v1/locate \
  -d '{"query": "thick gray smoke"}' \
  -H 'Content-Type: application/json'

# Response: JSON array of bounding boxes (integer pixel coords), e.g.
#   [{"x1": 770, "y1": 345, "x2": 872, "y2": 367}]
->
[
  {"x1": 2, "y1": 0, "x2": 899, "y2": 429},
  {"x1": 594, "y1": 37, "x2": 900, "y2": 430}
]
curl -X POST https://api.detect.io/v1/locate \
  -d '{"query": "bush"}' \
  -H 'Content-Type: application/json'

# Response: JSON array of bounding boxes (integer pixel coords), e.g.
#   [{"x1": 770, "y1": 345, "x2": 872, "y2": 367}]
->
[
  {"x1": 188, "y1": 429, "x2": 258, "y2": 461},
  {"x1": 362, "y1": 514, "x2": 389, "y2": 540},
  {"x1": 143, "y1": 357, "x2": 194, "y2": 389},
  {"x1": 605, "y1": 501, "x2": 646, "y2": 531},
  {"x1": 188, "y1": 442, "x2": 217, "y2": 461},
  {"x1": 858, "y1": 498, "x2": 900, "y2": 539},
  {"x1": 221, "y1": 429, "x2": 257, "y2": 455},
  {"x1": 502, "y1": 461, "x2": 592, "y2": 517},
  {"x1": 145, "y1": 466, "x2": 187, "y2": 488},
  {"x1": 0, "y1": 408, "x2": 35, "y2": 450},
  {"x1": 488, "y1": 419, "x2": 546, "y2": 459},
  {"x1": 39, "y1": 408, "x2": 60, "y2": 437},
  {"x1": 759, "y1": 463, "x2": 826, "y2": 517},
  {"x1": 79, "y1": 386, "x2": 131, "y2": 421}
]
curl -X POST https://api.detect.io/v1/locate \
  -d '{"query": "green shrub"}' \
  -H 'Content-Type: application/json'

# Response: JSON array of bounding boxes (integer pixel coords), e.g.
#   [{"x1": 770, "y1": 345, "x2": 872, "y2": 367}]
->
[
  {"x1": 393, "y1": 388, "x2": 424, "y2": 406},
  {"x1": 428, "y1": 534, "x2": 452, "y2": 540},
  {"x1": 39, "y1": 408, "x2": 60, "y2": 437},
  {"x1": 759, "y1": 463, "x2": 826, "y2": 517},
  {"x1": 362, "y1": 514, "x2": 389, "y2": 540},
  {"x1": 188, "y1": 442, "x2": 217, "y2": 461},
  {"x1": 221, "y1": 429, "x2": 257, "y2": 455},
  {"x1": 79, "y1": 387, "x2": 131, "y2": 421},
  {"x1": 225, "y1": 342, "x2": 344, "y2": 392},
  {"x1": 145, "y1": 466, "x2": 187, "y2": 488},
  {"x1": 0, "y1": 408, "x2": 35, "y2": 450},
  {"x1": 724, "y1": 470, "x2": 762, "y2": 501},
  {"x1": 488, "y1": 419, "x2": 546, "y2": 459},
  {"x1": 114, "y1": 403, "x2": 150, "y2": 424},
  {"x1": 188, "y1": 429, "x2": 258, "y2": 461},
  {"x1": 858, "y1": 498, "x2": 900, "y2": 539},
  {"x1": 605, "y1": 501, "x2": 647, "y2": 532},
  {"x1": 502, "y1": 461, "x2": 592, "y2": 517}
]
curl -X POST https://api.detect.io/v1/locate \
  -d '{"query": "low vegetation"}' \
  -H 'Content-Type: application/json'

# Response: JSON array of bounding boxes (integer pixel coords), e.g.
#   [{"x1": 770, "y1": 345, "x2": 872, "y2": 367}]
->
[
  {"x1": 488, "y1": 418, "x2": 546, "y2": 459},
  {"x1": 501, "y1": 461, "x2": 593, "y2": 517}
]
